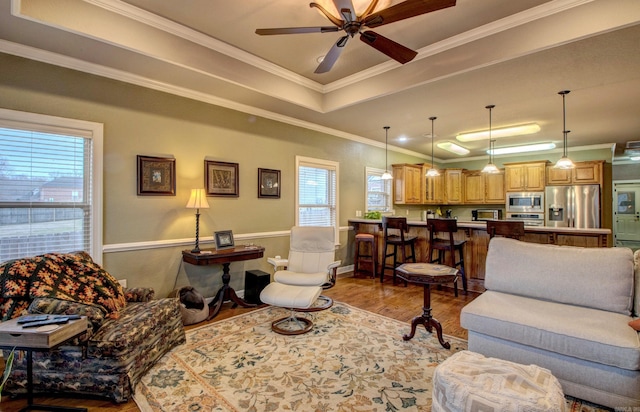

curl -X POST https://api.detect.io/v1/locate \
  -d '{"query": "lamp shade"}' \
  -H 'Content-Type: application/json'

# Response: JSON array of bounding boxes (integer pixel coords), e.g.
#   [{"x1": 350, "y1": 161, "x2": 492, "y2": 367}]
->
[{"x1": 186, "y1": 189, "x2": 210, "y2": 209}]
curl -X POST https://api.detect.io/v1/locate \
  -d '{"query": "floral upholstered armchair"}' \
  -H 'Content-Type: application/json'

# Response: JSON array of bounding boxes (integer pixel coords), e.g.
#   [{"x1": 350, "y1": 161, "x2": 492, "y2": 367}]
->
[{"x1": 0, "y1": 252, "x2": 185, "y2": 403}]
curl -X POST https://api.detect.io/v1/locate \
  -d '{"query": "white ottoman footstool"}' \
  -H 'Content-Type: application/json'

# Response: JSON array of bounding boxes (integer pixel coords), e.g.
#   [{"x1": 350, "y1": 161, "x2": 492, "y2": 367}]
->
[
  {"x1": 259, "y1": 282, "x2": 323, "y2": 335},
  {"x1": 433, "y1": 351, "x2": 566, "y2": 412}
]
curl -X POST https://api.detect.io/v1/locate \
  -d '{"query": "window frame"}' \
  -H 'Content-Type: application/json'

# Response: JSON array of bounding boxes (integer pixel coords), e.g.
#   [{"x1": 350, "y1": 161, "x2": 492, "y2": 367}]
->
[
  {"x1": 295, "y1": 155, "x2": 339, "y2": 243},
  {"x1": 365, "y1": 166, "x2": 392, "y2": 213},
  {"x1": 0, "y1": 108, "x2": 103, "y2": 264}
]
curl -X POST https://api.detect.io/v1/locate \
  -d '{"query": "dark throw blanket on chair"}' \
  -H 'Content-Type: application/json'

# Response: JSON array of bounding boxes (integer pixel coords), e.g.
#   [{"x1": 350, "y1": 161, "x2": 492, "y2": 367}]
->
[{"x1": 0, "y1": 252, "x2": 126, "y2": 320}]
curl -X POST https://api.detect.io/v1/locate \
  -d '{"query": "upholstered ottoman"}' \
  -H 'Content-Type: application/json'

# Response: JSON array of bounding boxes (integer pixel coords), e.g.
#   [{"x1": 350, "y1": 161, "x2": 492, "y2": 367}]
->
[
  {"x1": 433, "y1": 350, "x2": 566, "y2": 412},
  {"x1": 259, "y1": 282, "x2": 322, "y2": 335}
]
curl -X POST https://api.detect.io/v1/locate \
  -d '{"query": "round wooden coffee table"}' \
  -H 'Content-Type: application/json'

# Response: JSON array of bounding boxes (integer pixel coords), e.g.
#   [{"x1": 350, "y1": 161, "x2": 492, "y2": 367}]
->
[{"x1": 395, "y1": 263, "x2": 459, "y2": 349}]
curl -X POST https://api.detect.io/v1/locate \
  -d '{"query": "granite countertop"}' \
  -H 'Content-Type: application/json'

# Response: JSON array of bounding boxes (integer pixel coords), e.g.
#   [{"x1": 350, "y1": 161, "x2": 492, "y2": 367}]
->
[{"x1": 348, "y1": 218, "x2": 611, "y2": 234}]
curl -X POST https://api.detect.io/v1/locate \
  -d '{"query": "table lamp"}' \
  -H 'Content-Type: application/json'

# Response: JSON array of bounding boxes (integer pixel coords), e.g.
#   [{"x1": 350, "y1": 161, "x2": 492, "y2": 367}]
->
[{"x1": 186, "y1": 188, "x2": 209, "y2": 253}]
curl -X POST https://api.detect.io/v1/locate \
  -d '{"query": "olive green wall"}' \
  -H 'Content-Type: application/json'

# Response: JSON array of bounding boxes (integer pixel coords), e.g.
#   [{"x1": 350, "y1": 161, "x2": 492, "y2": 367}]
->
[{"x1": 0, "y1": 53, "x2": 426, "y2": 297}]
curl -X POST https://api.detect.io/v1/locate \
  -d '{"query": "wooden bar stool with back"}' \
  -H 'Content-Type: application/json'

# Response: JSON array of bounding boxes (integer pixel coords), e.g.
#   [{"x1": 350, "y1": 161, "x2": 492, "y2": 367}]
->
[
  {"x1": 379, "y1": 216, "x2": 417, "y2": 285},
  {"x1": 426, "y1": 218, "x2": 468, "y2": 296},
  {"x1": 486, "y1": 220, "x2": 525, "y2": 240}
]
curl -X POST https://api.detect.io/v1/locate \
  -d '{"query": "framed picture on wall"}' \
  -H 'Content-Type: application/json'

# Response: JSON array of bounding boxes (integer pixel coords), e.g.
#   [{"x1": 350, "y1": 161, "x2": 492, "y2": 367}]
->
[
  {"x1": 205, "y1": 160, "x2": 239, "y2": 197},
  {"x1": 137, "y1": 155, "x2": 176, "y2": 196},
  {"x1": 258, "y1": 168, "x2": 281, "y2": 199},
  {"x1": 214, "y1": 230, "x2": 234, "y2": 249}
]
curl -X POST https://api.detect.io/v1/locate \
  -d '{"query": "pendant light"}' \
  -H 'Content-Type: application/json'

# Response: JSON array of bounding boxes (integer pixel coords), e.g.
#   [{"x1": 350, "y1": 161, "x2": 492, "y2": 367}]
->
[
  {"x1": 426, "y1": 116, "x2": 440, "y2": 177},
  {"x1": 381, "y1": 126, "x2": 393, "y2": 180},
  {"x1": 554, "y1": 90, "x2": 575, "y2": 169},
  {"x1": 481, "y1": 105, "x2": 500, "y2": 174}
]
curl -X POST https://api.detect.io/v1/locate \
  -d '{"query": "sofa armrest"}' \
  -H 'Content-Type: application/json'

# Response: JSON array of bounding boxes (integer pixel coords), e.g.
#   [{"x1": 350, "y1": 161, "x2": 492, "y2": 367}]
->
[{"x1": 124, "y1": 287, "x2": 155, "y2": 302}]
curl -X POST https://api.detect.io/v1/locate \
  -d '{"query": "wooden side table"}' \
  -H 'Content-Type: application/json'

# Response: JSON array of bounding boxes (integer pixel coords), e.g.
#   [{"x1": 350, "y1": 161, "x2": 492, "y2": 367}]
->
[
  {"x1": 0, "y1": 316, "x2": 89, "y2": 411},
  {"x1": 395, "y1": 263, "x2": 459, "y2": 349}
]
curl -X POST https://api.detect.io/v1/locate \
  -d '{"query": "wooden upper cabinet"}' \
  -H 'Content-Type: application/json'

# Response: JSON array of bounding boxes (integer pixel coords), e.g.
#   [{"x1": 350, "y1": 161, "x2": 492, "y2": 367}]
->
[
  {"x1": 444, "y1": 169, "x2": 463, "y2": 204},
  {"x1": 505, "y1": 161, "x2": 546, "y2": 191},
  {"x1": 422, "y1": 164, "x2": 445, "y2": 204},
  {"x1": 463, "y1": 170, "x2": 505, "y2": 204},
  {"x1": 485, "y1": 171, "x2": 506, "y2": 203},
  {"x1": 463, "y1": 171, "x2": 485, "y2": 204},
  {"x1": 545, "y1": 160, "x2": 604, "y2": 185},
  {"x1": 392, "y1": 164, "x2": 422, "y2": 204}
]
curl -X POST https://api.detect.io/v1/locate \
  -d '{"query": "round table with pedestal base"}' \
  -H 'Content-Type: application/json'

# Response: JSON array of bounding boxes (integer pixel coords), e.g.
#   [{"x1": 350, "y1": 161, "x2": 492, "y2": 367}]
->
[{"x1": 395, "y1": 263, "x2": 459, "y2": 349}]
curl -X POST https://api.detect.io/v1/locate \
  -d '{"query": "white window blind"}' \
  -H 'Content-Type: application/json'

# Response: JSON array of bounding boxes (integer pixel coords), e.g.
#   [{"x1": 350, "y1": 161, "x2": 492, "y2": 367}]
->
[
  {"x1": 365, "y1": 167, "x2": 391, "y2": 212},
  {"x1": 296, "y1": 156, "x2": 339, "y2": 236},
  {"x1": 0, "y1": 109, "x2": 102, "y2": 263}
]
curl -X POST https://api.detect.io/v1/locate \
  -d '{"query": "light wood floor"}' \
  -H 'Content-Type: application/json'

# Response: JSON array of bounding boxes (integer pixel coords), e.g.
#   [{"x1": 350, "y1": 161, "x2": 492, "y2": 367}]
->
[{"x1": 0, "y1": 274, "x2": 479, "y2": 411}]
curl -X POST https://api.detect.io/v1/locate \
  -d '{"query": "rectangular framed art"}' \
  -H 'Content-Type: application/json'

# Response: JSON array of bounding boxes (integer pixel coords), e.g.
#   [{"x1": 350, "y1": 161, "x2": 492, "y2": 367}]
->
[
  {"x1": 214, "y1": 230, "x2": 235, "y2": 249},
  {"x1": 137, "y1": 155, "x2": 176, "y2": 196},
  {"x1": 258, "y1": 168, "x2": 281, "y2": 199},
  {"x1": 205, "y1": 160, "x2": 239, "y2": 197}
]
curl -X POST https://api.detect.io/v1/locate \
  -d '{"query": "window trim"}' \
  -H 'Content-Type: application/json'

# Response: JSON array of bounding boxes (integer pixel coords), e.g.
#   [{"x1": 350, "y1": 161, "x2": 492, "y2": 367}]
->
[
  {"x1": 295, "y1": 155, "x2": 339, "y2": 243},
  {"x1": 0, "y1": 108, "x2": 104, "y2": 264},
  {"x1": 365, "y1": 166, "x2": 392, "y2": 213}
]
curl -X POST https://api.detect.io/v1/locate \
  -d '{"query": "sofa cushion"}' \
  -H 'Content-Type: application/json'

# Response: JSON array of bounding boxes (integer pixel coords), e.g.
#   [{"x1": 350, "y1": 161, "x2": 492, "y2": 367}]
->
[
  {"x1": 485, "y1": 238, "x2": 634, "y2": 315},
  {"x1": 461, "y1": 291, "x2": 640, "y2": 371}
]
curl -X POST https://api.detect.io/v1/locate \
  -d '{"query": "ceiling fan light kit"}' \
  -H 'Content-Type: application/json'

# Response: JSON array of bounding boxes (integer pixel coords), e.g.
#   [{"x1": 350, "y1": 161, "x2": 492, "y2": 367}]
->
[
  {"x1": 255, "y1": 0, "x2": 457, "y2": 73},
  {"x1": 554, "y1": 90, "x2": 576, "y2": 170}
]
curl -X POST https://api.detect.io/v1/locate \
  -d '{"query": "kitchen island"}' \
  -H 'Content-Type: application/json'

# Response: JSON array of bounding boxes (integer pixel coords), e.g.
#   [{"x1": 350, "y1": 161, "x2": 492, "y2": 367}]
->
[{"x1": 348, "y1": 218, "x2": 611, "y2": 292}]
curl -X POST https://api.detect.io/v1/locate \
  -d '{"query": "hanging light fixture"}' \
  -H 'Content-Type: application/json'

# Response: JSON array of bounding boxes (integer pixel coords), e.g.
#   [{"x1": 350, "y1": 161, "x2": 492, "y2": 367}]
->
[
  {"x1": 482, "y1": 105, "x2": 500, "y2": 174},
  {"x1": 554, "y1": 90, "x2": 575, "y2": 169},
  {"x1": 426, "y1": 116, "x2": 440, "y2": 177},
  {"x1": 381, "y1": 126, "x2": 393, "y2": 180}
]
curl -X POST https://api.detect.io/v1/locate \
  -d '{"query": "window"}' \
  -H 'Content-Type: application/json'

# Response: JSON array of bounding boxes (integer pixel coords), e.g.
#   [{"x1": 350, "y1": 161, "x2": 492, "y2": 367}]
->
[
  {"x1": 0, "y1": 109, "x2": 103, "y2": 263},
  {"x1": 365, "y1": 167, "x2": 391, "y2": 213},
  {"x1": 296, "y1": 156, "x2": 339, "y2": 239}
]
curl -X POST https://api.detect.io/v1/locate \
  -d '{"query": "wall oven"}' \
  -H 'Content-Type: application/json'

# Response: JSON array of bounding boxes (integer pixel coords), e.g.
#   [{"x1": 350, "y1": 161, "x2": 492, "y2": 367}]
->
[{"x1": 506, "y1": 192, "x2": 544, "y2": 213}]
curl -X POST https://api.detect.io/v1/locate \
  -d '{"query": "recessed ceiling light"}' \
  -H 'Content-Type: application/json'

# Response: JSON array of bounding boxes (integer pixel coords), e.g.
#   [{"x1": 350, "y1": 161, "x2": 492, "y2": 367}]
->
[
  {"x1": 437, "y1": 141, "x2": 470, "y2": 155},
  {"x1": 489, "y1": 142, "x2": 556, "y2": 155},
  {"x1": 456, "y1": 123, "x2": 541, "y2": 142},
  {"x1": 397, "y1": 135, "x2": 408, "y2": 142},
  {"x1": 316, "y1": 55, "x2": 325, "y2": 64},
  {"x1": 630, "y1": 156, "x2": 640, "y2": 161}
]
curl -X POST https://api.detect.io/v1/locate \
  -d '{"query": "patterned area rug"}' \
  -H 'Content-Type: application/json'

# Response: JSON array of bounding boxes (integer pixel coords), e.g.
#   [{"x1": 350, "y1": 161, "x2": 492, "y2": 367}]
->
[{"x1": 134, "y1": 302, "x2": 611, "y2": 412}]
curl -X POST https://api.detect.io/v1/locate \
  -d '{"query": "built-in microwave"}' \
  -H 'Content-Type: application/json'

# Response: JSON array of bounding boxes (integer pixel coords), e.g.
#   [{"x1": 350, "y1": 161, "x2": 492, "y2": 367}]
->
[
  {"x1": 506, "y1": 192, "x2": 544, "y2": 213},
  {"x1": 472, "y1": 209, "x2": 502, "y2": 221}
]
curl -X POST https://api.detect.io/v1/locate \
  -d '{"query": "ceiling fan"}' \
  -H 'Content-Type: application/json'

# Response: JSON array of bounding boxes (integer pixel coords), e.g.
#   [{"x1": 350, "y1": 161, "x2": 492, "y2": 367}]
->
[{"x1": 255, "y1": 0, "x2": 456, "y2": 73}]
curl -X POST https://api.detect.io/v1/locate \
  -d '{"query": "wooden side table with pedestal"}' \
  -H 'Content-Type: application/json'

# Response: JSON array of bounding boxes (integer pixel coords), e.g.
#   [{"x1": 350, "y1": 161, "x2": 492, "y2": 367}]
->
[{"x1": 0, "y1": 315, "x2": 89, "y2": 412}]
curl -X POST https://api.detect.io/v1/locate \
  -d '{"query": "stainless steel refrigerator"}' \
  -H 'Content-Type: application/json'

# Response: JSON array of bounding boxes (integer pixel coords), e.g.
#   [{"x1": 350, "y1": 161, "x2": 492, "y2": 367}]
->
[{"x1": 545, "y1": 184, "x2": 600, "y2": 228}]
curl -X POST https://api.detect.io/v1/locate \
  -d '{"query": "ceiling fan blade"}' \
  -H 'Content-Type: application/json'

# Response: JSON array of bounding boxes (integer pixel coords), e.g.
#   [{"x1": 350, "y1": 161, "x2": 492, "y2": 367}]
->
[
  {"x1": 360, "y1": 30, "x2": 418, "y2": 64},
  {"x1": 315, "y1": 35, "x2": 349, "y2": 74},
  {"x1": 332, "y1": 0, "x2": 356, "y2": 22},
  {"x1": 256, "y1": 26, "x2": 340, "y2": 35},
  {"x1": 364, "y1": 0, "x2": 456, "y2": 28}
]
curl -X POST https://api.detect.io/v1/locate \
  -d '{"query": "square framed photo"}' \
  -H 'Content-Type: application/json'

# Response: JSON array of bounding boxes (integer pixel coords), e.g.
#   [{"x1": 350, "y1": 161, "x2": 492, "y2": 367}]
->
[
  {"x1": 214, "y1": 230, "x2": 234, "y2": 249},
  {"x1": 258, "y1": 168, "x2": 281, "y2": 199},
  {"x1": 137, "y1": 155, "x2": 176, "y2": 196},
  {"x1": 205, "y1": 160, "x2": 239, "y2": 197}
]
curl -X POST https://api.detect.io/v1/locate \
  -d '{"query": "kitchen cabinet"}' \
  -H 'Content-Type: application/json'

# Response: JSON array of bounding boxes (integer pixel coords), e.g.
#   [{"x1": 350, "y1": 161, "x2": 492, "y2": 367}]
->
[
  {"x1": 504, "y1": 161, "x2": 546, "y2": 191},
  {"x1": 546, "y1": 160, "x2": 603, "y2": 185},
  {"x1": 463, "y1": 170, "x2": 505, "y2": 204},
  {"x1": 444, "y1": 169, "x2": 463, "y2": 204},
  {"x1": 422, "y1": 164, "x2": 444, "y2": 204},
  {"x1": 392, "y1": 164, "x2": 422, "y2": 204}
]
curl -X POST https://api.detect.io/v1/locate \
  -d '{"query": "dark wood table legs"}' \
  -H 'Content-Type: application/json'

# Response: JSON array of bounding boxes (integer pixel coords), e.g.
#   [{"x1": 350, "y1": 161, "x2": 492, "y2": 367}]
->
[
  {"x1": 402, "y1": 284, "x2": 450, "y2": 349},
  {"x1": 207, "y1": 262, "x2": 257, "y2": 320}
]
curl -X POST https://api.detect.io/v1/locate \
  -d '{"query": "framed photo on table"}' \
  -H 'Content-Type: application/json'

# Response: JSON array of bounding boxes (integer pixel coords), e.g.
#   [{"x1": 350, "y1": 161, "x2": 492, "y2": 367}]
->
[
  {"x1": 137, "y1": 155, "x2": 176, "y2": 196},
  {"x1": 258, "y1": 168, "x2": 281, "y2": 199},
  {"x1": 205, "y1": 160, "x2": 239, "y2": 197},
  {"x1": 214, "y1": 230, "x2": 234, "y2": 249}
]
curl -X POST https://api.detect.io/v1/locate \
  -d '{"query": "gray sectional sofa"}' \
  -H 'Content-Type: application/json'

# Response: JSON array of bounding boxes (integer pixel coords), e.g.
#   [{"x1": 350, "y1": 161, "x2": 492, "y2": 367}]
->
[{"x1": 461, "y1": 237, "x2": 640, "y2": 408}]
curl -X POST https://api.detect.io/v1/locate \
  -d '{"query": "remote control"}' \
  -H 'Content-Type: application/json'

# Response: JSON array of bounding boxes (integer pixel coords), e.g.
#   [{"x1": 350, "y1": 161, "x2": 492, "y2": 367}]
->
[
  {"x1": 21, "y1": 317, "x2": 70, "y2": 328},
  {"x1": 17, "y1": 315, "x2": 49, "y2": 324}
]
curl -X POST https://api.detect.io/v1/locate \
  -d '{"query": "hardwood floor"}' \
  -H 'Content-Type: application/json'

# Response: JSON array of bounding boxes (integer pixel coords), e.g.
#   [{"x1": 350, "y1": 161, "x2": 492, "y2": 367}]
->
[{"x1": 0, "y1": 274, "x2": 479, "y2": 411}]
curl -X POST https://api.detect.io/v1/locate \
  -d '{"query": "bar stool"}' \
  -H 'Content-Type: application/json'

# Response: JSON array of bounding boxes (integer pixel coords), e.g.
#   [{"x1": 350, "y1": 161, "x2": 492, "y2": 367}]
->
[
  {"x1": 426, "y1": 218, "x2": 467, "y2": 296},
  {"x1": 486, "y1": 220, "x2": 525, "y2": 240},
  {"x1": 354, "y1": 233, "x2": 377, "y2": 278},
  {"x1": 379, "y1": 216, "x2": 417, "y2": 285}
]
